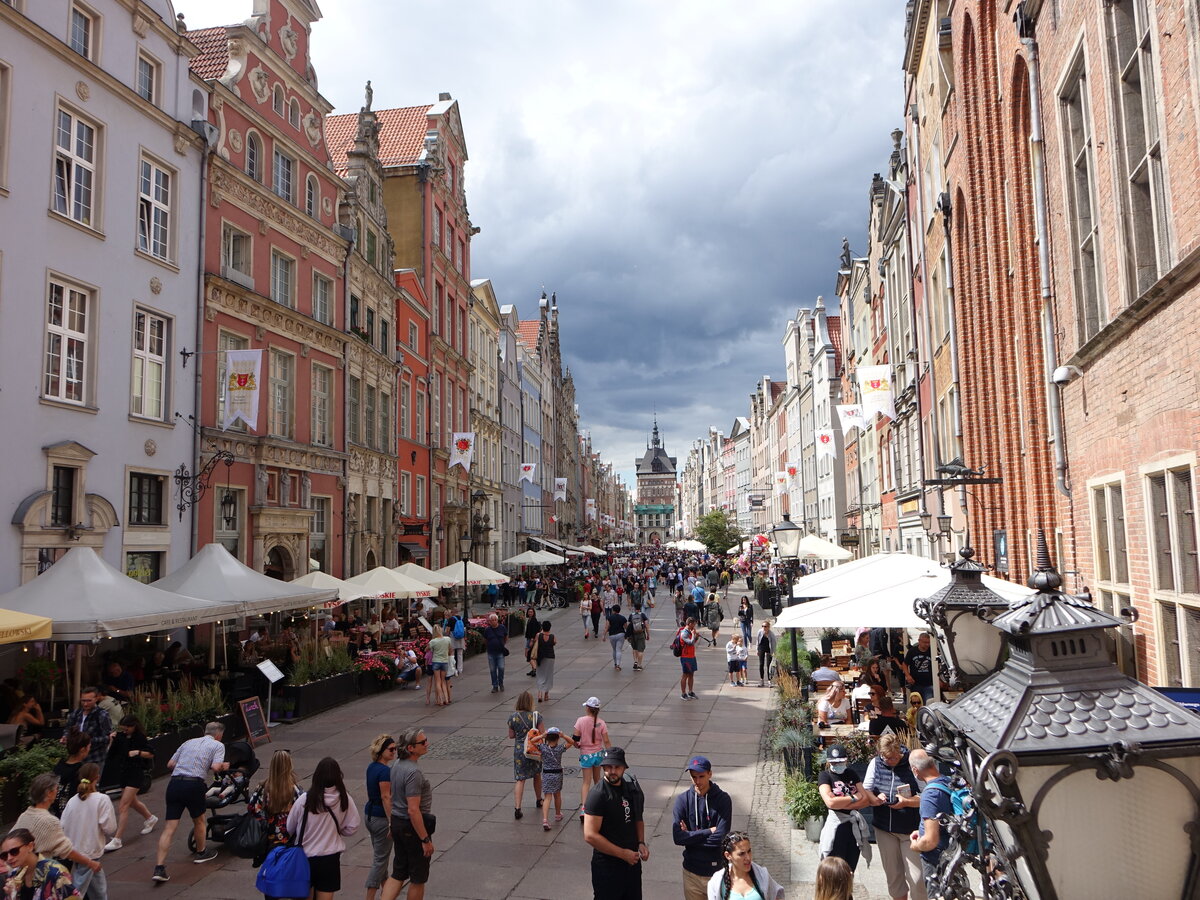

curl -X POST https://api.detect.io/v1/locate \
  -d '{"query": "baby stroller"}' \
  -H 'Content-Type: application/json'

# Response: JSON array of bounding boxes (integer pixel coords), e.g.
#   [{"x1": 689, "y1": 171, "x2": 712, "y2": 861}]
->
[{"x1": 186, "y1": 740, "x2": 260, "y2": 852}]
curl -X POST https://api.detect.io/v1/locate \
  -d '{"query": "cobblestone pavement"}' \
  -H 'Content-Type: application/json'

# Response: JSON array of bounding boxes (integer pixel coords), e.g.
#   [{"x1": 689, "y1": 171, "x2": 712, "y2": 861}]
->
[{"x1": 94, "y1": 597, "x2": 890, "y2": 898}]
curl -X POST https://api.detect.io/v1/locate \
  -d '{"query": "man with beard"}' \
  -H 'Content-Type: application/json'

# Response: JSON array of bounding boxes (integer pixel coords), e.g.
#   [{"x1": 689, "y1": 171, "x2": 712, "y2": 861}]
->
[{"x1": 583, "y1": 747, "x2": 648, "y2": 899}]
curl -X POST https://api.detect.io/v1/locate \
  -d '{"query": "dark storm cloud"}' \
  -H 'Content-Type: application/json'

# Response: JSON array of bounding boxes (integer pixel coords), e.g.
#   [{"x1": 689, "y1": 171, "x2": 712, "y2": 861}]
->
[{"x1": 195, "y1": 0, "x2": 904, "y2": 481}]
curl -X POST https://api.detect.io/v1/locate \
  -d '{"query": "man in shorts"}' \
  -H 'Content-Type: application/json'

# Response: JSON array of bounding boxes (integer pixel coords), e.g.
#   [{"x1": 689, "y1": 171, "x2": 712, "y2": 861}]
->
[
  {"x1": 396, "y1": 649, "x2": 422, "y2": 689},
  {"x1": 627, "y1": 603, "x2": 651, "y2": 671},
  {"x1": 678, "y1": 617, "x2": 699, "y2": 700},
  {"x1": 381, "y1": 727, "x2": 435, "y2": 900},
  {"x1": 152, "y1": 722, "x2": 229, "y2": 883}
]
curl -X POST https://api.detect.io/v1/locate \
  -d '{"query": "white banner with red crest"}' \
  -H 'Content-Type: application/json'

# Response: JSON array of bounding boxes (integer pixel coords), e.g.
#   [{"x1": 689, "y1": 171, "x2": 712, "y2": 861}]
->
[
  {"x1": 857, "y1": 365, "x2": 895, "y2": 421},
  {"x1": 449, "y1": 433, "x2": 475, "y2": 471},
  {"x1": 836, "y1": 404, "x2": 865, "y2": 434},
  {"x1": 553, "y1": 478, "x2": 567, "y2": 501},
  {"x1": 222, "y1": 349, "x2": 262, "y2": 431},
  {"x1": 520, "y1": 463, "x2": 537, "y2": 483},
  {"x1": 816, "y1": 429, "x2": 838, "y2": 458}
]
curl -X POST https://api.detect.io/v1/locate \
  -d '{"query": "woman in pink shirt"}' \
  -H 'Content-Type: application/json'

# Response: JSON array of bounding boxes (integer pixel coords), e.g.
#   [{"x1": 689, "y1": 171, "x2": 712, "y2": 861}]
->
[
  {"x1": 285, "y1": 757, "x2": 361, "y2": 900},
  {"x1": 572, "y1": 697, "x2": 612, "y2": 821}
]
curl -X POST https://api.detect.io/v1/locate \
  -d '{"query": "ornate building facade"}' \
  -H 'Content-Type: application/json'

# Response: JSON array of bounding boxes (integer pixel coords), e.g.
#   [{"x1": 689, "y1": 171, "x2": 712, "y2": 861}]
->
[{"x1": 635, "y1": 421, "x2": 676, "y2": 545}]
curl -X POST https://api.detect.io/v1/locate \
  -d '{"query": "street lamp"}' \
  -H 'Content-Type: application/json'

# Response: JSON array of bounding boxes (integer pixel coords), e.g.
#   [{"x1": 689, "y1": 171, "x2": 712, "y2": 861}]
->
[
  {"x1": 912, "y1": 545, "x2": 1010, "y2": 690},
  {"x1": 918, "y1": 533, "x2": 1200, "y2": 900},
  {"x1": 769, "y1": 513, "x2": 803, "y2": 682},
  {"x1": 458, "y1": 531, "x2": 473, "y2": 619}
]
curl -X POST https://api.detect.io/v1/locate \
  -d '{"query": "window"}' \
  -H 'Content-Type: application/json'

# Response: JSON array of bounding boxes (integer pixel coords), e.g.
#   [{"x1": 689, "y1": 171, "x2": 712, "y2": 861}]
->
[
  {"x1": 348, "y1": 376, "x2": 361, "y2": 444},
  {"x1": 135, "y1": 52, "x2": 159, "y2": 104},
  {"x1": 431, "y1": 374, "x2": 440, "y2": 445},
  {"x1": 270, "y1": 250, "x2": 294, "y2": 307},
  {"x1": 432, "y1": 207, "x2": 441, "y2": 246},
  {"x1": 457, "y1": 239, "x2": 465, "y2": 273},
  {"x1": 44, "y1": 277, "x2": 90, "y2": 404},
  {"x1": 416, "y1": 390, "x2": 425, "y2": 443},
  {"x1": 365, "y1": 385, "x2": 377, "y2": 449},
  {"x1": 305, "y1": 175, "x2": 319, "y2": 218},
  {"x1": 216, "y1": 487, "x2": 242, "y2": 559},
  {"x1": 69, "y1": 5, "x2": 96, "y2": 59},
  {"x1": 365, "y1": 308, "x2": 375, "y2": 345},
  {"x1": 350, "y1": 295, "x2": 360, "y2": 332},
  {"x1": 311, "y1": 364, "x2": 332, "y2": 446},
  {"x1": 1107, "y1": 0, "x2": 1170, "y2": 298},
  {"x1": 53, "y1": 106, "x2": 98, "y2": 226},
  {"x1": 366, "y1": 229, "x2": 378, "y2": 267},
  {"x1": 416, "y1": 475, "x2": 426, "y2": 517},
  {"x1": 432, "y1": 283, "x2": 442, "y2": 335},
  {"x1": 288, "y1": 98, "x2": 301, "y2": 129},
  {"x1": 312, "y1": 273, "x2": 332, "y2": 324},
  {"x1": 1148, "y1": 467, "x2": 1199, "y2": 594},
  {"x1": 1060, "y1": 58, "x2": 1104, "y2": 342},
  {"x1": 0, "y1": 63, "x2": 9, "y2": 188},
  {"x1": 51, "y1": 466, "x2": 76, "y2": 526},
  {"x1": 128, "y1": 472, "x2": 164, "y2": 526},
  {"x1": 408, "y1": 322, "x2": 418, "y2": 352},
  {"x1": 381, "y1": 319, "x2": 390, "y2": 356},
  {"x1": 221, "y1": 224, "x2": 252, "y2": 285},
  {"x1": 380, "y1": 393, "x2": 391, "y2": 454},
  {"x1": 131, "y1": 309, "x2": 167, "y2": 419},
  {"x1": 268, "y1": 350, "x2": 292, "y2": 438},
  {"x1": 216, "y1": 331, "x2": 249, "y2": 429},
  {"x1": 310, "y1": 497, "x2": 329, "y2": 572},
  {"x1": 125, "y1": 551, "x2": 162, "y2": 584},
  {"x1": 272, "y1": 150, "x2": 294, "y2": 202},
  {"x1": 400, "y1": 381, "x2": 410, "y2": 439},
  {"x1": 246, "y1": 132, "x2": 263, "y2": 182},
  {"x1": 272, "y1": 84, "x2": 284, "y2": 116},
  {"x1": 400, "y1": 471, "x2": 411, "y2": 516},
  {"x1": 137, "y1": 156, "x2": 172, "y2": 261},
  {"x1": 1092, "y1": 482, "x2": 1130, "y2": 585},
  {"x1": 445, "y1": 223, "x2": 453, "y2": 254}
]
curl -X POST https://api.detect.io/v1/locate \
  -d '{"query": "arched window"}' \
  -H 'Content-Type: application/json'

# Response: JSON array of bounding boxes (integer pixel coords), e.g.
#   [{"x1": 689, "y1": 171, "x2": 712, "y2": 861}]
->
[
  {"x1": 288, "y1": 98, "x2": 301, "y2": 129},
  {"x1": 306, "y1": 175, "x2": 319, "y2": 218},
  {"x1": 246, "y1": 132, "x2": 263, "y2": 182},
  {"x1": 272, "y1": 84, "x2": 284, "y2": 116}
]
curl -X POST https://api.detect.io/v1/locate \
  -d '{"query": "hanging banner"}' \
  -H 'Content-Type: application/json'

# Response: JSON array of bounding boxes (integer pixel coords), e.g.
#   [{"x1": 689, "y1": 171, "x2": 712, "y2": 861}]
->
[
  {"x1": 585, "y1": 498, "x2": 597, "y2": 521},
  {"x1": 786, "y1": 463, "x2": 799, "y2": 484},
  {"x1": 549, "y1": 514, "x2": 558, "y2": 524},
  {"x1": 857, "y1": 365, "x2": 895, "y2": 421},
  {"x1": 553, "y1": 478, "x2": 567, "y2": 501},
  {"x1": 520, "y1": 463, "x2": 537, "y2": 483},
  {"x1": 816, "y1": 429, "x2": 838, "y2": 459},
  {"x1": 449, "y1": 433, "x2": 475, "y2": 471},
  {"x1": 837, "y1": 404, "x2": 865, "y2": 434},
  {"x1": 774, "y1": 471, "x2": 788, "y2": 495},
  {"x1": 222, "y1": 349, "x2": 262, "y2": 431}
]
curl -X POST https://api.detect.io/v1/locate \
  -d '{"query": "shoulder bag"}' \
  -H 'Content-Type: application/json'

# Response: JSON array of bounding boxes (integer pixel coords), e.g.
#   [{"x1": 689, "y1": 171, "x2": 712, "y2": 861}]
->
[
  {"x1": 255, "y1": 808, "x2": 311, "y2": 898},
  {"x1": 226, "y1": 809, "x2": 268, "y2": 860}
]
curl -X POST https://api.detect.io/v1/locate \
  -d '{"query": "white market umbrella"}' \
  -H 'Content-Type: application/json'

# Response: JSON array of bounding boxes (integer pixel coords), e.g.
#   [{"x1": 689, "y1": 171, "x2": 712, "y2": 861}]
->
[
  {"x1": 673, "y1": 539, "x2": 707, "y2": 552},
  {"x1": 797, "y1": 534, "x2": 853, "y2": 561},
  {"x1": 156, "y1": 543, "x2": 336, "y2": 616},
  {"x1": 344, "y1": 567, "x2": 437, "y2": 598},
  {"x1": 502, "y1": 550, "x2": 550, "y2": 567},
  {"x1": 533, "y1": 551, "x2": 568, "y2": 565},
  {"x1": 774, "y1": 552, "x2": 1032, "y2": 630},
  {"x1": 430, "y1": 560, "x2": 509, "y2": 586},
  {"x1": 578, "y1": 544, "x2": 608, "y2": 556},
  {"x1": 393, "y1": 563, "x2": 457, "y2": 588},
  {"x1": 291, "y1": 571, "x2": 371, "y2": 605}
]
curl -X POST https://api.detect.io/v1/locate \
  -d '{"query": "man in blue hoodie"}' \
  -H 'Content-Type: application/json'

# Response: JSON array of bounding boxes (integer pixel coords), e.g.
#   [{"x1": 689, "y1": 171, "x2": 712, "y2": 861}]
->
[{"x1": 671, "y1": 755, "x2": 732, "y2": 900}]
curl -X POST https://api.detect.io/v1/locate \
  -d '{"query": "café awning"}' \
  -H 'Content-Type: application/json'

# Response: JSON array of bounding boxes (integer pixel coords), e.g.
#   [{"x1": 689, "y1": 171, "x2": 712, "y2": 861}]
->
[{"x1": 155, "y1": 543, "x2": 336, "y2": 616}]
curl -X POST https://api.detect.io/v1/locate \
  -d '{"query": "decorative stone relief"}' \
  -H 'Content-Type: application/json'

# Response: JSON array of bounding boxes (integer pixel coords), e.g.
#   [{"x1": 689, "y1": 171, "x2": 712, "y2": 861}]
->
[
  {"x1": 249, "y1": 66, "x2": 271, "y2": 104},
  {"x1": 149, "y1": 277, "x2": 163, "y2": 295},
  {"x1": 209, "y1": 167, "x2": 346, "y2": 261},
  {"x1": 280, "y1": 21, "x2": 298, "y2": 61},
  {"x1": 228, "y1": 130, "x2": 243, "y2": 153},
  {"x1": 300, "y1": 345, "x2": 308, "y2": 358},
  {"x1": 255, "y1": 326, "x2": 266, "y2": 339},
  {"x1": 212, "y1": 95, "x2": 224, "y2": 111},
  {"x1": 144, "y1": 439, "x2": 157, "y2": 457},
  {"x1": 174, "y1": 133, "x2": 190, "y2": 155},
  {"x1": 132, "y1": 13, "x2": 150, "y2": 38},
  {"x1": 210, "y1": 191, "x2": 222, "y2": 209},
  {"x1": 321, "y1": 196, "x2": 333, "y2": 216},
  {"x1": 258, "y1": 219, "x2": 268, "y2": 235},
  {"x1": 303, "y1": 112, "x2": 322, "y2": 148},
  {"x1": 75, "y1": 81, "x2": 90, "y2": 102}
]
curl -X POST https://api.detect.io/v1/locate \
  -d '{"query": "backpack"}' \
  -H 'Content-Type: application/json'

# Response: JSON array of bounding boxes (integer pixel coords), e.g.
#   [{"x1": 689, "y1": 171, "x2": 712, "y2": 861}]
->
[
  {"x1": 670, "y1": 628, "x2": 684, "y2": 657},
  {"x1": 452, "y1": 617, "x2": 466, "y2": 640},
  {"x1": 925, "y1": 779, "x2": 989, "y2": 854}
]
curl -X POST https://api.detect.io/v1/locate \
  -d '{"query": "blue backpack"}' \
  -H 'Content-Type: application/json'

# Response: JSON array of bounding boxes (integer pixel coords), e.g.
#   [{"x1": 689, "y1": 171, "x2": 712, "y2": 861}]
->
[
  {"x1": 925, "y1": 780, "x2": 989, "y2": 854},
  {"x1": 256, "y1": 810, "x2": 311, "y2": 897},
  {"x1": 452, "y1": 616, "x2": 466, "y2": 640}
]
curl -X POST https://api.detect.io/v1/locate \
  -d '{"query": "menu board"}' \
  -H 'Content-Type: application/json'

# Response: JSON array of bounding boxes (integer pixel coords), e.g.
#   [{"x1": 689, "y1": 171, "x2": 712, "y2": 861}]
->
[{"x1": 238, "y1": 696, "x2": 271, "y2": 747}]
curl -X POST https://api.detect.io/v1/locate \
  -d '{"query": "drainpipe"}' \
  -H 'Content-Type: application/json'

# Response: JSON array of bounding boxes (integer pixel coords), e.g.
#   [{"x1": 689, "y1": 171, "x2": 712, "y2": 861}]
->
[
  {"x1": 341, "y1": 230, "x2": 355, "y2": 576},
  {"x1": 1019, "y1": 15, "x2": 1070, "y2": 500},
  {"x1": 940, "y1": 202, "x2": 967, "y2": 520},
  {"x1": 188, "y1": 120, "x2": 216, "y2": 557}
]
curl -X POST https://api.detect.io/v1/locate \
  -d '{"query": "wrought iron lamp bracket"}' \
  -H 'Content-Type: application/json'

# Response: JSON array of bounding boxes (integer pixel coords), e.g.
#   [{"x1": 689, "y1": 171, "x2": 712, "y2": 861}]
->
[{"x1": 173, "y1": 450, "x2": 235, "y2": 521}]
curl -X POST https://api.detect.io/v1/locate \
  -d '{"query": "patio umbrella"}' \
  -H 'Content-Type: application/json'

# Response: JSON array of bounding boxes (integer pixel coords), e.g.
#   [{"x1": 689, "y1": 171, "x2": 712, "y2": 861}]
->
[
  {"x1": 344, "y1": 567, "x2": 437, "y2": 598},
  {"x1": 429, "y1": 560, "x2": 509, "y2": 586},
  {"x1": 290, "y1": 571, "x2": 372, "y2": 606},
  {"x1": 0, "y1": 608, "x2": 53, "y2": 644},
  {"x1": 797, "y1": 534, "x2": 853, "y2": 561},
  {"x1": 501, "y1": 550, "x2": 549, "y2": 567},
  {"x1": 532, "y1": 551, "x2": 568, "y2": 565},
  {"x1": 393, "y1": 563, "x2": 458, "y2": 588}
]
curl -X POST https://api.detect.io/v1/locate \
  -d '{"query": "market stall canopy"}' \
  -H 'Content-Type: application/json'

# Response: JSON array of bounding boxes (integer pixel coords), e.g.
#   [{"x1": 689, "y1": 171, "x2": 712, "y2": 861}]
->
[
  {"x1": 0, "y1": 608, "x2": 53, "y2": 644},
  {"x1": 796, "y1": 534, "x2": 853, "y2": 561},
  {"x1": 774, "y1": 552, "x2": 1033, "y2": 630},
  {"x1": 0, "y1": 547, "x2": 235, "y2": 642},
  {"x1": 290, "y1": 571, "x2": 371, "y2": 606},
  {"x1": 345, "y1": 567, "x2": 437, "y2": 598},
  {"x1": 393, "y1": 563, "x2": 457, "y2": 588},
  {"x1": 530, "y1": 536, "x2": 584, "y2": 556},
  {"x1": 577, "y1": 544, "x2": 608, "y2": 556},
  {"x1": 155, "y1": 543, "x2": 336, "y2": 616},
  {"x1": 670, "y1": 539, "x2": 707, "y2": 552},
  {"x1": 430, "y1": 560, "x2": 509, "y2": 586}
]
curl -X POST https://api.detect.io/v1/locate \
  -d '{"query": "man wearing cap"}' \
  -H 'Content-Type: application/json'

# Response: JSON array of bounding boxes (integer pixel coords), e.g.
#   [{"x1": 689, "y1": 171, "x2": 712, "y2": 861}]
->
[
  {"x1": 583, "y1": 747, "x2": 648, "y2": 899},
  {"x1": 671, "y1": 755, "x2": 732, "y2": 900}
]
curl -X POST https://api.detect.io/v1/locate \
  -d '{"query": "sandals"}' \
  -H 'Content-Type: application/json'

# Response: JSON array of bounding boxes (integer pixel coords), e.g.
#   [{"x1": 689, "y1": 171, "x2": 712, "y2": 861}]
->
[
  {"x1": 555, "y1": 813, "x2": 563, "y2": 822},
  {"x1": 542, "y1": 822, "x2": 551, "y2": 831}
]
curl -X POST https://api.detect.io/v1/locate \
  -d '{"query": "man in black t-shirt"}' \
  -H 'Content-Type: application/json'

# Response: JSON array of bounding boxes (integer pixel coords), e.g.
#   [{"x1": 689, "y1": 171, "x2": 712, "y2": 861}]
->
[
  {"x1": 901, "y1": 633, "x2": 934, "y2": 702},
  {"x1": 603, "y1": 607, "x2": 629, "y2": 671},
  {"x1": 583, "y1": 747, "x2": 648, "y2": 899}
]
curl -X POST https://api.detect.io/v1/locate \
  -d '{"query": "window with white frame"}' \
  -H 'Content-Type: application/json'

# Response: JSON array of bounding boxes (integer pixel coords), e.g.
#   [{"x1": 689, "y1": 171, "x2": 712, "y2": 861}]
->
[
  {"x1": 309, "y1": 496, "x2": 329, "y2": 572},
  {"x1": 305, "y1": 175, "x2": 319, "y2": 218},
  {"x1": 312, "y1": 272, "x2": 331, "y2": 324},
  {"x1": 135, "y1": 52, "x2": 159, "y2": 104},
  {"x1": 268, "y1": 349, "x2": 293, "y2": 438},
  {"x1": 311, "y1": 364, "x2": 332, "y2": 446},
  {"x1": 380, "y1": 392, "x2": 391, "y2": 454},
  {"x1": 216, "y1": 331, "x2": 249, "y2": 429},
  {"x1": 137, "y1": 156, "x2": 172, "y2": 261},
  {"x1": 272, "y1": 149, "x2": 294, "y2": 203},
  {"x1": 131, "y1": 308, "x2": 167, "y2": 419},
  {"x1": 432, "y1": 207, "x2": 440, "y2": 246},
  {"x1": 366, "y1": 228, "x2": 377, "y2": 267},
  {"x1": 1060, "y1": 56, "x2": 1105, "y2": 342},
  {"x1": 400, "y1": 381, "x2": 410, "y2": 439},
  {"x1": 221, "y1": 224, "x2": 252, "y2": 284},
  {"x1": 270, "y1": 250, "x2": 294, "y2": 307},
  {"x1": 69, "y1": 4, "x2": 97, "y2": 60},
  {"x1": 44, "y1": 277, "x2": 91, "y2": 404},
  {"x1": 365, "y1": 384, "x2": 377, "y2": 449},
  {"x1": 272, "y1": 84, "x2": 284, "y2": 116},
  {"x1": 416, "y1": 475, "x2": 426, "y2": 517},
  {"x1": 400, "y1": 471, "x2": 411, "y2": 516},
  {"x1": 415, "y1": 390, "x2": 425, "y2": 443},
  {"x1": 431, "y1": 374, "x2": 440, "y2": 446},
  {"x1": 407, "y1": 322, "x2": 419, "y2": 353},
  {"x1": 214, "y1": 486, "x2": 242, "y2": 558},
  {"x1": 53, "y1": 106, "x2": 98, "y2": 227},
  {"x1": 288, "y1": 98, "x2": 300, "y2": 130},
  {"x1": 246, "y1": 132, "x2": 263, "y2": 182},
  {"x1": 1149, "y1": 465, "x2": 1200, "y2": 686},
  {"x1": 348, "y1": 376, "x2": 360, "y2": 444},
  {"x1": 432, "y1": 283, "x2": 441, "y2": 335}
]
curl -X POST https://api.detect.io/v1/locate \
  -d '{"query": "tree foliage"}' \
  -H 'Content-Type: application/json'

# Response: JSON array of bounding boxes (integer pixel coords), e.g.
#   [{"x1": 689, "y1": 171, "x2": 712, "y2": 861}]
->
[{"x1": 695, "y1": 509, "x2": 742, "y2": 556}]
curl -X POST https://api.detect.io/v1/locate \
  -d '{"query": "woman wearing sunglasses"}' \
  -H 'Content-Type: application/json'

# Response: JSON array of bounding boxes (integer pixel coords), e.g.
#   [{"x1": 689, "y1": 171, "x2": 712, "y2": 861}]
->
[
  {"x1": 0, "y1": 827, "x2": 80, "y2": 899},
  {"x1": 364, "y1": 735, "x2": 398, "y2": 900}
]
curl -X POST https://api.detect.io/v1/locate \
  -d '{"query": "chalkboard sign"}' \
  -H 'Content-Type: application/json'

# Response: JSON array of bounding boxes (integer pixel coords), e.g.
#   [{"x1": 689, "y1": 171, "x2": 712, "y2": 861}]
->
[{"x1": 238, "y1": 696, "x2": 271, "y2": 747}]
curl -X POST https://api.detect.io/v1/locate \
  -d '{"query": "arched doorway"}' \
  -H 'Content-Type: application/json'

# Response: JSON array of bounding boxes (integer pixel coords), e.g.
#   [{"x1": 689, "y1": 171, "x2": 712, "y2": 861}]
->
[
  {"x1": 264, "y1": 546, "x2": 294, "y2": 581},
  {"x1": 365, "y1": 549, "x2": 377, "y2": 570}
]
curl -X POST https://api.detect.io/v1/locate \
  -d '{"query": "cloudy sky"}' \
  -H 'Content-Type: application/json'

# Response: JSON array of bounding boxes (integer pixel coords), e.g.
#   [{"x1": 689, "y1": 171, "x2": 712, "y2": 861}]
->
[{"x1": 190, "y1": 0, "x2": 905, "y2": 486}]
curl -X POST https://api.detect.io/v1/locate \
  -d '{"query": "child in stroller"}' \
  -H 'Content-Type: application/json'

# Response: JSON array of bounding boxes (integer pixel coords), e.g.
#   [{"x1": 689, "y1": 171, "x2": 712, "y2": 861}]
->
[{"x1": 186, "y1": 740, "x2": 260, "y2": 852}]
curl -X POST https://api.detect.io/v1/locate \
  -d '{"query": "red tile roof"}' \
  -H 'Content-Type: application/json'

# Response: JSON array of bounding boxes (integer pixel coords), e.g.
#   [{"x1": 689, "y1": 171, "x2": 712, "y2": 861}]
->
[
  {"x1": 827, "y1": 316, "x2": 843, "y2": 370},
  {"x1": 326, "y1": 105, "x2": 433, "y2": 173},
  {"x1": 186, "y1": 27, "x2": 231, "y2": 81},
  {"x1": 770, "y1": 381, "x2": 785, "y2": 402},
  {"x1": 517, "y1": 320, "x2": 542, "y2": 352}
]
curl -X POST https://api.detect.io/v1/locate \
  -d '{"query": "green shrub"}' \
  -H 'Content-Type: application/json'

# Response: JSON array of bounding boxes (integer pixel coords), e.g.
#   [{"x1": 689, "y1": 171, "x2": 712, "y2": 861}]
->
[
  {"x1": 0, "y1": 741, "x2": 66, "y2": 805},
  {"x1": 783, "y1": 773, "x2": 826, "y2": 826}
]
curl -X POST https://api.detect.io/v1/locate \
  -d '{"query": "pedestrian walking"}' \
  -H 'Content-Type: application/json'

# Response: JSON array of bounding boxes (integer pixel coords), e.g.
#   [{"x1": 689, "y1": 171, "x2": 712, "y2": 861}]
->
[
  {"x1": 817, "y1": 744, "x2": 873, "y2": 873},
  {"x1": 626, "y1": 604, "x2": 650, "y2": 671},
  {"x1": 671, "y1": 755, "x2": 732, "y2": 900},
  {"x1": 583, "y1": 747, "x2": 648, "y2": 900},
  {"x1": 756, "y1": 620, "x2": 778, "y2": 687},
  {"x1": 524, "y1": 606, "x2": 541, "y2": 677},
  {"x1": 589, "y1": 593, "x2": 603, "y2": 637},
  {"x1": 864, "y1": 733, "x2": 926, "y2": 900},
  {"x1": 63, "y1": 688, "x2": 111, "y2": 768},
  {"x1": 529, "y1": 727, "x2": 577, "y2": 831},
  {"x1": 580, "y1": 594, "x2": 593, "y2": 639},
  {"x1": 285, "y1": 757, "x2": 361, "y2": 900},
  {"x1": 364, "y1": 736, "x2": 399, "y2": 900},
  {"x1": 736, "y1": 597, "x2": 754, "y2": 647},
  {"x1": 246, "y1": 749, "x2": 301, "y2": 867},
  {"x1": 507, "y1": 692, "x2": 543, "y2": 819},
  {"x1": 532, "y1": 620, "x2": 557, "y2": 702},
  {"x1": 602, "y1": 605, "x2": 628, "y2": 671},
  {"x1": 482, "y1": 613, "x2": 509, "y2": 693},
  {"x1": 51, "y1": 731, "x2": 91, "y2": 817},
  {"x1": 0, "y1": 827, "x2": 79, "y2": 900},
  {"x1": 678, "y1": 617, "x2": 700, "y2": 700},
  {"x1": 151, "y1": 721, "x2": 229, "y2": 883},
  {"x1": 447, "y1": 614, "x2": 466, "y2": 677},
  {"x1": 574, "y1": 697, "x2": 611, "y2": 820},
  {"x1": 59, "y1": 763, "x2": 114, "y2": 899},
  {"x1": 704, "y1": 831, "x2": 785, "y2": 900},
  {"x1": 378, "y1": 728, "x2": 435, "y2": 900},
  {"x1": 103, "y1": 715, "x2": 157, "y2": 850},
  {"x1": 703, "y1": 593, "x2": 723, "y2": 645},
  {"x1": 13, "y1": 774, "x2": 101, "y2": 882}
]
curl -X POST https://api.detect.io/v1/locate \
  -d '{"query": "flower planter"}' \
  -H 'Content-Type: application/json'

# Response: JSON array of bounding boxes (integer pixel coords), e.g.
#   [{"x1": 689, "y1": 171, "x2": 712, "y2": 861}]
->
[
  {"x1": 284, "y1": 672, "x2": 357, "y2": 719},
  {"x1": 805, "y1": 815, "x2": 824, "y2": 843},
  {"x1": 357, "y1": 673, "x2": 393, "y2": 696}
]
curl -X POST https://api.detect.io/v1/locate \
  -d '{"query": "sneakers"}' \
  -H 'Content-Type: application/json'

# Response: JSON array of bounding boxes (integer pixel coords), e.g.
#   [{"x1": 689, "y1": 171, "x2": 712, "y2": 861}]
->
[
  {"x1": 151, "y1": 866, "x2": 170, "y2": 883},
  {"x1": 680, "y1": 693, "x2": 691, "y2": 701},
  {"x1": 104, "y1": 838, "x2": 122, "y2": 852},
  {"x1": 141, "y1": 815, "x2": 159, "y2": 835},
  {"x1": 193, "y1": 846, "x2": 219, "y2": 863},
  {"x1": 687, "y1": 692, "x2": 698, "y2": 699}
]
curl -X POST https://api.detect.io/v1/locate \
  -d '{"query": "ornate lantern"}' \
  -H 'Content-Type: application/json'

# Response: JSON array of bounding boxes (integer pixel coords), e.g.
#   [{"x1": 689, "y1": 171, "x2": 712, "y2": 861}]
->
[
  {"x1": 913, "y1": 546, "x2": 1011, "y2": 689},
  {"x1": 919, "y1": 536, "x2": 1200, "y2": 900}
]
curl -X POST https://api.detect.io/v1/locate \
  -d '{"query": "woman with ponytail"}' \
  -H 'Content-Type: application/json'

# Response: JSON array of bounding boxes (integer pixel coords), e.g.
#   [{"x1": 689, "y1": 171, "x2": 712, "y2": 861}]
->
[
  {"x1": 705, "y1": 831, "x2": 784, "y2": 900},
  {"x1": 60, "y1": 763, "x2": 115, "y2": 899}
]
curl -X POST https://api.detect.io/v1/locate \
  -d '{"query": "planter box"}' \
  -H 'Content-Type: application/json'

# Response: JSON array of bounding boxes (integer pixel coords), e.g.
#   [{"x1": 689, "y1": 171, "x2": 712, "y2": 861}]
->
[
  {"x1": 357, "y1": 673, "x2": 393, "y2": 696},
  {"x1": 284, "y1": 672, "x2": 357, "y2": 719},
  {"x1": 804, "y1": 815, "x2": 824, "y2": 843}
]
